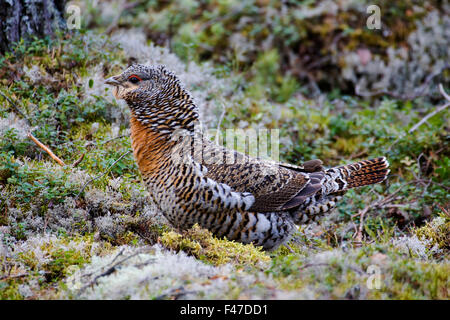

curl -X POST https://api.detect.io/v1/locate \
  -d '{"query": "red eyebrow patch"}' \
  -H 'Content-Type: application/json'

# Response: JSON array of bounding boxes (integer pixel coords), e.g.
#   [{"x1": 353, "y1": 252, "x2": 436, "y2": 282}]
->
[{"x1": 128, "y1": 74, "x2": 143, "y2": 81}]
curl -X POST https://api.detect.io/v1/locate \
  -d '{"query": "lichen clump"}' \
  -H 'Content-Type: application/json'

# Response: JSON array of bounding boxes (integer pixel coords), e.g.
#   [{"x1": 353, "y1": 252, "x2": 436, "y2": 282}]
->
[{"x1": 414, "y1": 214, "x2": 450, "y2": 254}]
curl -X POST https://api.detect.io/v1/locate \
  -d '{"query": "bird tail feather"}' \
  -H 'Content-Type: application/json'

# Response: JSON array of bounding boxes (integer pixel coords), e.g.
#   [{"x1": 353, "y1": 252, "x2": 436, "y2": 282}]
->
[{"x1": 332, "y1": 157, "x2": 390, "y2": 190}]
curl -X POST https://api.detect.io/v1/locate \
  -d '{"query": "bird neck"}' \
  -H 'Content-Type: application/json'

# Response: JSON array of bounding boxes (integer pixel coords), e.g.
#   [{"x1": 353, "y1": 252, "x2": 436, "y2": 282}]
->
[
  {"x1": 130, "y1": 113, "x2": 211, "y2": 179},
  {"x1": 127, "y1": 87, "x2": 200, "y2": 136},
  {"x1": 129, "y1": 115, "x2": 177, "y2": 177}
]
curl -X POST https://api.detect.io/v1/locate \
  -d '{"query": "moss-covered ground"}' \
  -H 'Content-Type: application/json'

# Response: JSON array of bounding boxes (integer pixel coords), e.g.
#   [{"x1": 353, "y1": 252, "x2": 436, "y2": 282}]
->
[{"x1": 0, "y1": 0, "x2": 448, "y2": 299}]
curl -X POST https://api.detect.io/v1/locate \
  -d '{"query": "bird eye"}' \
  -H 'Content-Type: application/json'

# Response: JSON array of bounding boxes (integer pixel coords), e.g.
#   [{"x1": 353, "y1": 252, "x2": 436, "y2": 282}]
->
[{"x1": 128, "y1": 75, "x2": 142, "y2": 84}]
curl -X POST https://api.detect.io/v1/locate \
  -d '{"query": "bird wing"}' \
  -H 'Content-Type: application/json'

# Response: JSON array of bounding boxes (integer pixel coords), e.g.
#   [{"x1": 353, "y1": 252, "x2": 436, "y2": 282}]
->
[
  {"x1": 277, "y1": 159, "x2": 324, "y2": 173},
  {"x1": 196, "y1": 142, "x2": 325, "y2": 213}
]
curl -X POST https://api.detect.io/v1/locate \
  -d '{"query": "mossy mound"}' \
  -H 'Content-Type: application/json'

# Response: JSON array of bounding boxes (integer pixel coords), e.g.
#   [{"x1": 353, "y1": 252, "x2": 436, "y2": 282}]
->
[
  {"x1": 161, "y1": 224, "x2": 271, "y2": 267},
  {"x1": 415, "y1": 213, "x2": 450, "y2": 255}
]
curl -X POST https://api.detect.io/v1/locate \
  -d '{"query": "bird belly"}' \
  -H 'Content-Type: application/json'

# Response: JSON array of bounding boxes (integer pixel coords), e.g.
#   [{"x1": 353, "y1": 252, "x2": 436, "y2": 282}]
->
[{"x1": 148, "y1": 182, "x2": 295, "y2": 250}]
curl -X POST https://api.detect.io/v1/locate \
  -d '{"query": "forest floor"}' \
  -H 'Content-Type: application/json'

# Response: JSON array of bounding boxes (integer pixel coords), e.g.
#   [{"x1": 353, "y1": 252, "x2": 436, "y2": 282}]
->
[{"x1": 1, "y1": 1, "x2": 449, "y2": 299}]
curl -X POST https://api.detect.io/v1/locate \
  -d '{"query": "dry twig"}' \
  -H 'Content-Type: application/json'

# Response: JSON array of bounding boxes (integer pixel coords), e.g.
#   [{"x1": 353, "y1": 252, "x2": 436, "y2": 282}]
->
[
  {"x1": 352, "y1": 180, "x2": 421, "y2": 243},
  {"x1": 72, "y1": 153, "x2": 86, "y2": 168},
  {"x1": 27, "y1": 132, "x2": 66, "y2": 166},
  {"x1": 76, "y1": 248, "x2": 152, "y2": 297},
  {"x1": 408, "y1": 84, "x2": 450, "y2": 133},
  {"x1": 387, "y1": 83, "x2": 450, "y2": 152}
]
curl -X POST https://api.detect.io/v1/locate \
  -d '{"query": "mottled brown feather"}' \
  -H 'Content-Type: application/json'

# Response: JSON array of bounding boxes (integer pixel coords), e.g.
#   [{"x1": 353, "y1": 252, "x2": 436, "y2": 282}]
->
[
  {"x1": 106, "y1": 64, "x2": 390, "y2": 250},
  {"x1": 197, "y1": 142, "x2": 312, "y2": 212}
]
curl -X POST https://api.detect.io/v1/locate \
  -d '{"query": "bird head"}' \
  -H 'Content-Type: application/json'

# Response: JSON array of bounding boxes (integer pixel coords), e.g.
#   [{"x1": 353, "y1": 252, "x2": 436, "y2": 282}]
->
[
  {"x1": 105, "y1": 64, "x2": 167, "y2": 101},
  {"x1": 106, "y1": 64, "x2": 199, "y2": 133}
]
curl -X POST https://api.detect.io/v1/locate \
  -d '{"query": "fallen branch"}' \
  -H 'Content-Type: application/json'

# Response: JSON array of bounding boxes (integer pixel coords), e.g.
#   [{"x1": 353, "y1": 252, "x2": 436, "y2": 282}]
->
[
  {"x1": 76, "y1": 150, "x2": 131, "y2": 198},
  {"x1": 154, "y1": 286, "x2": 192, "y2": 300},
  {"x1": 436, "y1": 204, "x2": 449, "y2": 217},
  {"x1": 351, "y1": 174, "x2": 449, "y2": 243},
  {"x1": 27, "y1": 132, "x2": 66, "y2": 166},
  {"x1": 0, "y1": 271, "x2": 49, "y2": 281},
  {"x1": 298, "y1": 263, "x2": 330, "y2": 271},
  {"x1": 298, "y1": 263, "x2": 364, "y2": 275}
]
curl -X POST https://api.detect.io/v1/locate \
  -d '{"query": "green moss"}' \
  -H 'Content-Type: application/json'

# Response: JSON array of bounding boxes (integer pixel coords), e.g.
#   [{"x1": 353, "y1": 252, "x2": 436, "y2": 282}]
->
[
  {"x1": 414, "y1": 213, "x2": 450, "y2": 253},
  {"x1": 44, "y1": 248, "x2": 89, "y2": 281},
  {"x1": 161, "y1": 224, "x2": 271, "y2": 267},
  {"x1": 16, "y1": 235, "x2": 96, "y2": 283},
  {"x1": 0, "y1": 280, "x2": 23, "y2": 300},
  {"x1": 265, "y1": 240, "x2": 450, "y2": 300},
  {"x1": 381, "y1": 259, "x2": 450, "y2": 299},
  {"x1": 0, "y1": 234, "x2": 120, "y2": 299}
]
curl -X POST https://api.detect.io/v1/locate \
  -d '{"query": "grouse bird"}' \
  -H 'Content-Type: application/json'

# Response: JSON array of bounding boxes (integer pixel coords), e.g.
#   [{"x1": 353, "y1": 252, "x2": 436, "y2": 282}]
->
[{"x1": 105, "y1": 64, "x2": 389, "y2": 250}]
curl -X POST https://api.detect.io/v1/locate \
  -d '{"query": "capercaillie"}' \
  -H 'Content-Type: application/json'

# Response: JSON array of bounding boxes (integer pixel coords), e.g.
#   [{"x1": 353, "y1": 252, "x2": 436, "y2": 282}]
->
[{"x1": 105, "y1": 64, "x2": 390, "y2": 250}]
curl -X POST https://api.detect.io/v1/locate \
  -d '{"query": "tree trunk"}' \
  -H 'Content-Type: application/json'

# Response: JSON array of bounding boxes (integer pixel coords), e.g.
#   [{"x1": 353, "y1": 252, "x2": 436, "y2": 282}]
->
[{"x1": 0, "y1": 0, "x2": 67, "y2": 53}]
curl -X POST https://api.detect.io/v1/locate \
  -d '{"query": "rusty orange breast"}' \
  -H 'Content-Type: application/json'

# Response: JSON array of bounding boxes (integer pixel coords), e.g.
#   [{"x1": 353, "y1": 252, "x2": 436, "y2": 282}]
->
[{"x1": 130, "y1": 116, "x2": 172, "y2": 177}]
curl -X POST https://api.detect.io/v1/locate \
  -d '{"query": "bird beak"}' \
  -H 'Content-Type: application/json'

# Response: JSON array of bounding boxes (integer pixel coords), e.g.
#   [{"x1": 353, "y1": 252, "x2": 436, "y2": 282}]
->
[{"x1": 105, "y1": 76, "x2": 121, "y2": 86}]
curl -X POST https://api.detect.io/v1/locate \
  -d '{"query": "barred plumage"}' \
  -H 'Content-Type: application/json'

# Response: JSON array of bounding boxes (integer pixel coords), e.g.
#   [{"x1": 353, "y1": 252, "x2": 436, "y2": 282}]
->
[{"x1": 106, "y1": 64, "x2": 390, "y2": 250}]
